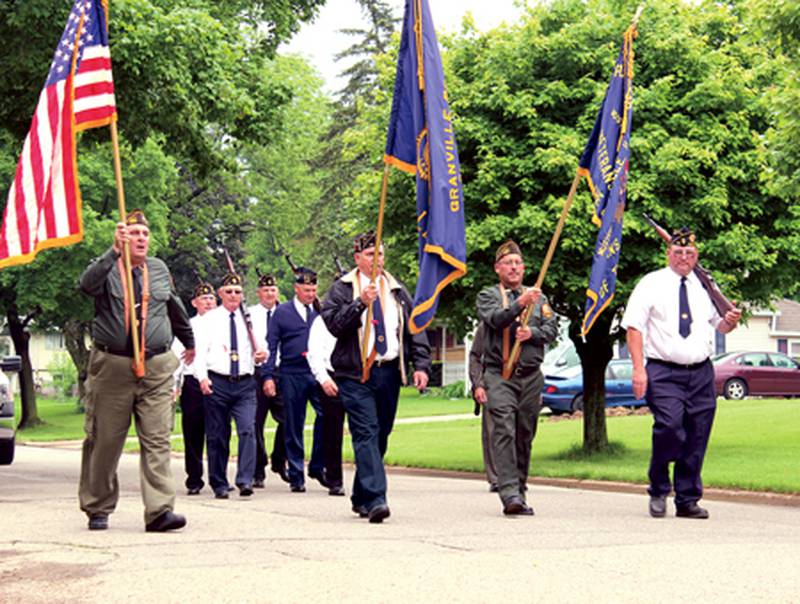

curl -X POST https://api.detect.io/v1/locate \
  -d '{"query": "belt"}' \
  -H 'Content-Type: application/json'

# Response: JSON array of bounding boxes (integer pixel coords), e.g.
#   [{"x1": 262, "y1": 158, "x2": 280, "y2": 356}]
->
[
  {"x1": 647, "y1": 357, "x2": 709, "y2": 371},
  {"x1": 208, "y1": 370, "x2": 253, "y2": 383},
  {"x1": 93, "y1": 342, "x2": 170, "y2": 360},
  {"x1": 374, "y1": 358, "x2": 399, "y2": 368}
]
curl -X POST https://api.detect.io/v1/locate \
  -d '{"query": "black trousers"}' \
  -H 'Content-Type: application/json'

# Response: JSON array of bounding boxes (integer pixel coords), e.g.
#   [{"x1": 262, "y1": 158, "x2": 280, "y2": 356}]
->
[
  {"x1": 318, "y1": 384, "x2": 345, "y2": 487},
  {"x1": 179, "y1": 375, "x2": 205, "y2": 490},
  {"x1": 254, "y1": 377, "x2": 287, "y2": 481}
]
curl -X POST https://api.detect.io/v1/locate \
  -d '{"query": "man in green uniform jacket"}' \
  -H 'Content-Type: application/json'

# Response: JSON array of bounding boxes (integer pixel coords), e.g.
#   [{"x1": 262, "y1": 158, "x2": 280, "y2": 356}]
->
[
  {"x1": 476, "y1": 240, "x2": 558, "y2": 516},
  {"x1": 79, "y1": 209, "x2": 195, "y2": 532}
]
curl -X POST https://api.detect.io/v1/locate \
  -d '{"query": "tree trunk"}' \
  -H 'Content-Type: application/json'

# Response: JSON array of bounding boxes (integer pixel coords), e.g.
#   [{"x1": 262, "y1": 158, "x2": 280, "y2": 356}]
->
[
  {"x1": 7, "y1": 305, "x2": 43, "y2": 429},
  {"x1": 63, "y1": 317, "x2": 91, "y2": 411},
  {"x1": 571, "y1": 313, "x2": 614, "y2": 453}
]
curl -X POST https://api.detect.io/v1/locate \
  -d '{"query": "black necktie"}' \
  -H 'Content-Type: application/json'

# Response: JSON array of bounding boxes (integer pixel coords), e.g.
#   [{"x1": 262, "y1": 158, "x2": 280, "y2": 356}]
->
[
  {"x1": 373, "y1": 296, "x2": 388, "y2": 355},
  {"x1": 679, "y1": 277, "x2": 692, "y2": 338},
  {"x1": 265, "y1": 309, "x2": 272, "y2": 343},
  {"x1": 304, "y1": 304, "x2": 311, "y2": 324},
  {"x1": 229, "y1": 312, "x2": 239, "y2": 376}
]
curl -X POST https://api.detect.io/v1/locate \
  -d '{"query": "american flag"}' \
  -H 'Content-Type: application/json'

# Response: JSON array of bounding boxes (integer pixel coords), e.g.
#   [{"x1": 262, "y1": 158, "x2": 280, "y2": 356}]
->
[{"x1": 0, "y1": 0, "x2": 116, "y2": 269}]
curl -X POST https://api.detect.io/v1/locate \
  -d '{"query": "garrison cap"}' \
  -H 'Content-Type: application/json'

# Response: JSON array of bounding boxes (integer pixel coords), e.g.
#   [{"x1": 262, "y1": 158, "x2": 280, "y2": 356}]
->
[
  {"x1": 257, "y1": 273, "x2": 277, "y2": 288},
  {"x1": 353, "y1": 231, "x2": 377, "y2": 253},
  {"x1": 670, "y1": 227, "x2": 696, "y2": 247},
  {"x1": 221, "y1": 273, "x2": 243, "y2": 288},
  {"x1": 125, "y1": 209, "x2": 149, "y2": 227},
  {"x1": 293, "y1": 267, "x2": 317, "y2": 285},
  {"x1": 193, "y1": 282, "x2": 215, "y2": 299},
  {"x1": 495, "y1": 240, "x2": 522, "y2": 262}
]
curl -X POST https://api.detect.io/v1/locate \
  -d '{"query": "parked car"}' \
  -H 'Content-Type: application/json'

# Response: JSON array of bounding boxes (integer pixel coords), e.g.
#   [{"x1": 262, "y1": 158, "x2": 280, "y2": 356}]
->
[
  {"x1": 713, "y1": 351, "x2": 800, "y2": 399},
  {"x1": 541, "y1": 340, "x2": 581, "y2": 377},
  {"x1": 1, "y1": 355, "x2": 22, "y2": 465},
  {"x1": 543, "y1": 358, "x2": 645, "y2": 414}
]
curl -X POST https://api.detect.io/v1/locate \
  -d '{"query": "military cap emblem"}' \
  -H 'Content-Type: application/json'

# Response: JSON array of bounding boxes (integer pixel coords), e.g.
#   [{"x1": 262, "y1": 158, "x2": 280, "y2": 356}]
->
[
  {"x1": 193, "y1": 282, "x2": 214, "y2": 299},
  {"x1": 258, "y1": 273, "x2": 277, "y2": 287},
  {"x1": 495, "y1": 239, "x2": 522, "y2": 262},
  {"x1": 221, "y1": 273, "x2": 242, "y2": 287},
  {"x1": 353, "y1": 231, "x2": 377, "y2": 253},
  {"x1": 670, "y1": 227, "x2": 696, "y2": 247},
  {"x1": 125, "y1": 209, "x2": 149, "y2": 227},
  {"x1": 295, "y1": 267, "x2": 317, "y2": 285}
]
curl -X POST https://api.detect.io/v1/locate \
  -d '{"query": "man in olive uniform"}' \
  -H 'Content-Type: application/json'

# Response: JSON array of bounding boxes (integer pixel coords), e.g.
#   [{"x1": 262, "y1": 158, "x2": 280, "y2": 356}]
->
[
  {"x1": 476, "y1": 240, "x2": 558, "y2": 516},
  {"x1": 79, "y1": 209, "x2": 195, "y2": 532}
]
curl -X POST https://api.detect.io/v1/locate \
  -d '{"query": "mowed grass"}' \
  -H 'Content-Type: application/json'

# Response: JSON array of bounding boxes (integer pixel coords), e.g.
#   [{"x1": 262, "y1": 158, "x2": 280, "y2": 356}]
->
[
  {"x1": 384, "y1": 399, "x2": 800, "y2": 494},
  {"x1": 15, "y1": 393, "x2": 799, "y2": 493}
]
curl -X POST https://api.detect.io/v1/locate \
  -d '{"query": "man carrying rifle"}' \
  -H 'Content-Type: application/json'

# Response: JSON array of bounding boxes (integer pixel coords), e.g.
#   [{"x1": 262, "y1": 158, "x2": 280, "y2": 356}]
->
[
  {"x1": 622, "y1": 227, "x2": 741, "y2": 519},
  {"x1": 194, "y1": 272, "x2": 267, "y2": 499},
  {"x1": 476, "y1": 240, "x2": 558, "y2": 517}
]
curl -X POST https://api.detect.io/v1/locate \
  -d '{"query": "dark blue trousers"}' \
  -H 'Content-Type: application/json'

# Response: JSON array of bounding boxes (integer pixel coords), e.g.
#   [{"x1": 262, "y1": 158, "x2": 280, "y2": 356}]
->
[
  {"x1": 279, "y1": 371, "x2": 324, "y2": 486},
  {"x1": 204, "y1": 375, "x2": 256, "y2": 494},
  {"x1": 179, "y1": 375, "x2": 205, "y2": 490},
  {"x1": 646, "y1": 359, "x2": 716, "y2": 507},
  {"x1": 338, "y1": 363, "x2": 401, "y2": 510},
  {"x1": 254, "y1": 376, "x2": 287, "y2": 482}
]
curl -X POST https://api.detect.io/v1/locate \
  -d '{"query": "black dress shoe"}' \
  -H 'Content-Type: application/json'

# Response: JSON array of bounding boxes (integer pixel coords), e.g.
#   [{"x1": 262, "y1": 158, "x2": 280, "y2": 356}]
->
[
  {"x1": 252, "y1": 479, "x2": 265, "y2": 489},
  {"x1": 290, "y1": 483, "x2": 306, "y2": 493},
  {"x1": 145, "y1": 511, "x2": 187, "y2": 533},
  {"x1": 502, "y1": 496, "x2": 527, "y2": 516},
  {"x1": 352, "y1": 505, "x2": 369, "y2": 518},
  {"x1": 271, "y1": 466, "x2": 290, "y2": 483},
  {"x1": 368, "y1": 503, "x2": 391, "y2": 524},
  {"x1": 328, "y1": 485, "x2": 346, "y2": 497},
  {"x1": 239, "y1": 485, "x2": 254, "y2": 497},
  {"x1": 187, "y1": 487, "x2": 201, "y2": 496},
  {"x1": 214, "y1": 490, "x2": 229, "y2": 499},
  {"x1": 308, "y1": 470, "x2": 330, "y2": 489},
  {"x1": 520, "y1": 503, "x2": 535, "y2": 516},
  {"x1": 88, "y1": 513, "x2": 108, "y2": 531},
  {"x1": 676, "y1": 502, "x2": 709, "y2": 519},
  {"x1": 649, "y1": 495, "x2": 667, "y2": 518}
]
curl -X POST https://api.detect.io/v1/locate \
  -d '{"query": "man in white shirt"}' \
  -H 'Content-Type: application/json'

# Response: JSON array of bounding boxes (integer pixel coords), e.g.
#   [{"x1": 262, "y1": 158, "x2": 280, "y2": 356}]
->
[
  {"x1": 194, "y1": 273, "x2": 267, "y2": 499},
  {"x1": 172, "y1": 281, "x2": 217, "y2": 495},
  {"x1": 248, "y1": 272, "x2": 288, "y2": 487},
  {"x1": 307, "y1": 312, "x2": 346, "y2": 496},
  {"x1": 622, "y1": 228, "x2": 741, "y2": 519}
]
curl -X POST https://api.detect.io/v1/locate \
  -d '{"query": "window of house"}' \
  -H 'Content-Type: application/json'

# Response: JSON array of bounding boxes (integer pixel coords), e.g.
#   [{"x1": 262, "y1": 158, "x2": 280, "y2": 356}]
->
[{"x1": 45, "y1": 333, "x2": 65, "y2": 351}]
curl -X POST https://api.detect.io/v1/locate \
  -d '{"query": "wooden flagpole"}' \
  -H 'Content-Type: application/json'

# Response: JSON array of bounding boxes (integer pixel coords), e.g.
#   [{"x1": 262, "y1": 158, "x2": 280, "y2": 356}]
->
[
  {"x1": 360, "y1": 164, "x2": 391, "y2": 382},
  {"x1": 109, "y1": 120, "x2": 143, "y2": 377}
]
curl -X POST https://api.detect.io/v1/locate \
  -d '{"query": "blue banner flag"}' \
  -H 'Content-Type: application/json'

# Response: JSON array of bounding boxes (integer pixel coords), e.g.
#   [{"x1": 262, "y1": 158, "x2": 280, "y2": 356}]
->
[
  {"x1": 578, "y1": 26, "x2": 637, "y2": 337},
  {"x1": 384, "y1": 0, "x2": 467, "y2": 334}
]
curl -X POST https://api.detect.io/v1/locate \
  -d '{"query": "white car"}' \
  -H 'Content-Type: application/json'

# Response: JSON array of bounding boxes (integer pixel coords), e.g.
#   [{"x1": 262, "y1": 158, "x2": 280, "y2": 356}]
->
[{"x1": 0, "y1": 356, "x2": 21, "y2": 465}]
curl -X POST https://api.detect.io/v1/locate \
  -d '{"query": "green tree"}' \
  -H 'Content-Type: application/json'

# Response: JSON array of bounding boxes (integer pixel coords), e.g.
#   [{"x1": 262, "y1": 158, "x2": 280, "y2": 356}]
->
[{"x1": 339, "y1": 0, "x2": 799, "y2": 452}]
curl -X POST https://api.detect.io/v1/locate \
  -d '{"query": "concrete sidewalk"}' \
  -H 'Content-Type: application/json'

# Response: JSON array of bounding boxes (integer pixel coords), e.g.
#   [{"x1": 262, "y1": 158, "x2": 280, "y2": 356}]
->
[{"x1": 1, "y1": 444, "x2": 798, "y2": 603}]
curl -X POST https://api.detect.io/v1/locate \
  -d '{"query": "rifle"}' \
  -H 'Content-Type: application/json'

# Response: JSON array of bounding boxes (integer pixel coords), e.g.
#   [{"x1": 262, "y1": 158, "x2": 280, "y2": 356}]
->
[
  {"x1": 642, "y1": 213, "x2": 735, "y2": 317},
  {"x1": 333, "y1": 255, "x2": 346, "y2": 279},
  {"x1": 223, "y1": 249, "x2": 259, "y2": 353}
]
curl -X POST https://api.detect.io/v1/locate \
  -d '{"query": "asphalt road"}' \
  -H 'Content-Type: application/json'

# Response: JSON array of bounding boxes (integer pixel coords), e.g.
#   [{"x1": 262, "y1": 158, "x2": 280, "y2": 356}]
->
[{"x1": 1, "y1": 444, "x2": 798, "y2": 603}]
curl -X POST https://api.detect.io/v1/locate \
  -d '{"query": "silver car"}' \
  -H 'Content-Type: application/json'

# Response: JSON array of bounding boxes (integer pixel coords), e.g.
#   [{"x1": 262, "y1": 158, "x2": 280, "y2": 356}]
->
[{"x1": 0, "y1": 356, "x2": 21, "y2": 465}]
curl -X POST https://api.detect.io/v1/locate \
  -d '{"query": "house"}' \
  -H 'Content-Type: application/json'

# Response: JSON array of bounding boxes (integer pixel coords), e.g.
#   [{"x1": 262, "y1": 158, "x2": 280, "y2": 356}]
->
[{"x1": 723, "y1": 299, "x2": 800, "y2": 357}]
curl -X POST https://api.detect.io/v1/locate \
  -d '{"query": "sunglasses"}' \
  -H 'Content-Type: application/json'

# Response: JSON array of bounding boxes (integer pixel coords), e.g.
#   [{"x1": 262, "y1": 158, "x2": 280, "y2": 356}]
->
[{"x1": 223, "y1": 289, "x2": 243, "y2": 295}]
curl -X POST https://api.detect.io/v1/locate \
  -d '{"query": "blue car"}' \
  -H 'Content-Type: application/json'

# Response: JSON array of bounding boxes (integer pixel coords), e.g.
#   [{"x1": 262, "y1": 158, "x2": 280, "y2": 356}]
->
[{"x1": 542, "y1": 358, "x2": 645, "y2": 414}]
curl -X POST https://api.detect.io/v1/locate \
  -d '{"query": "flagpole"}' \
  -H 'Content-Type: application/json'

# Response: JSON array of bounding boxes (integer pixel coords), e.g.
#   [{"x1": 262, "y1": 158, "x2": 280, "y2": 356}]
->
[
  {"x1": 503, "y1": 171, "x2": 581, "y2": 379},
  {"x1": 109, "y1": 120, "x2": 143, "y2": 376},
  {"x1": 360, "y1": 164, "x2": 391, "y2": 382}
]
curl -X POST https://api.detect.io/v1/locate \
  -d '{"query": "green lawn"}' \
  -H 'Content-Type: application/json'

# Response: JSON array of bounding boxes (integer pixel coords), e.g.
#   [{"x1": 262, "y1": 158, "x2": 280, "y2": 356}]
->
[{"x1": 15, "y1": 393, "x2": 799, "y2": 494}]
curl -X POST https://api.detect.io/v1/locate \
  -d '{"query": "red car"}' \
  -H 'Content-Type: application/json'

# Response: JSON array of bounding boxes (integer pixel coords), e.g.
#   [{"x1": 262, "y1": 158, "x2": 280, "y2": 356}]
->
[{"x1": 713, "y1": 351, "x2": 800, "y2": 399}]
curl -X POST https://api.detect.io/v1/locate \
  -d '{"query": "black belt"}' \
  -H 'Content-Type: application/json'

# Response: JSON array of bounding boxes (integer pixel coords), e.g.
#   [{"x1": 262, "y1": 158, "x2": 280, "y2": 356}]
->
[
  {"x1": 647, "y1": 357, "x2": 709, "y2": 371},
  {"x1": 208, "y1": 370, "x2": 253, "y2": 383},
  {"x1": 374, "y1": 358, "x2": 399, "y2": 368},
  {"x1": 93, "y1": 342, "x2": 169, "y2": 360}
]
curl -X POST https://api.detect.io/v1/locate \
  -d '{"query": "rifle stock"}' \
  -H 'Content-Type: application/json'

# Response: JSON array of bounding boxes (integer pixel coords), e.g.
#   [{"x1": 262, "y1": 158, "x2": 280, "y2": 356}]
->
[{"x1": 642, "y1": 213, "x2": 735, "y2": 317}]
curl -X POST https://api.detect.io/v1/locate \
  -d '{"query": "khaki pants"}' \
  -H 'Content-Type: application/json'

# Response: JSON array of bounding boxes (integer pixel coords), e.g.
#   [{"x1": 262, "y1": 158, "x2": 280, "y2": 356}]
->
[
  {"x1": 79, "y1": 349, "x2": 179, "y2": 524},
  {"x1": 484, "y1": 369, "x2": 543, "y2": 503}
]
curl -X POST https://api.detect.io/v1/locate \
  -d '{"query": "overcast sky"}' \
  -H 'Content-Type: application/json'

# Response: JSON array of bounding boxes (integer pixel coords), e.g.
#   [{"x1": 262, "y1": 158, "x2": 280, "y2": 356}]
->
[{"x1": 282, "y1": 0, "x2": 527, "y2": 92}]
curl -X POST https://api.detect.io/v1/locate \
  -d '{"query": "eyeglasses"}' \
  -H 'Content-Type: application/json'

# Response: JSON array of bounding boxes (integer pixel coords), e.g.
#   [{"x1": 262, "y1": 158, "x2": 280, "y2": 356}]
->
[
  {"x1": 223, "y1": 289, "x2": 242, "y2": 295},
  {"x1": 498, "y1": 259, "x2": 524, "y2": 267},
  {"x1": 671, "y1": 249, "x2": 697, "y2": 258}
]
